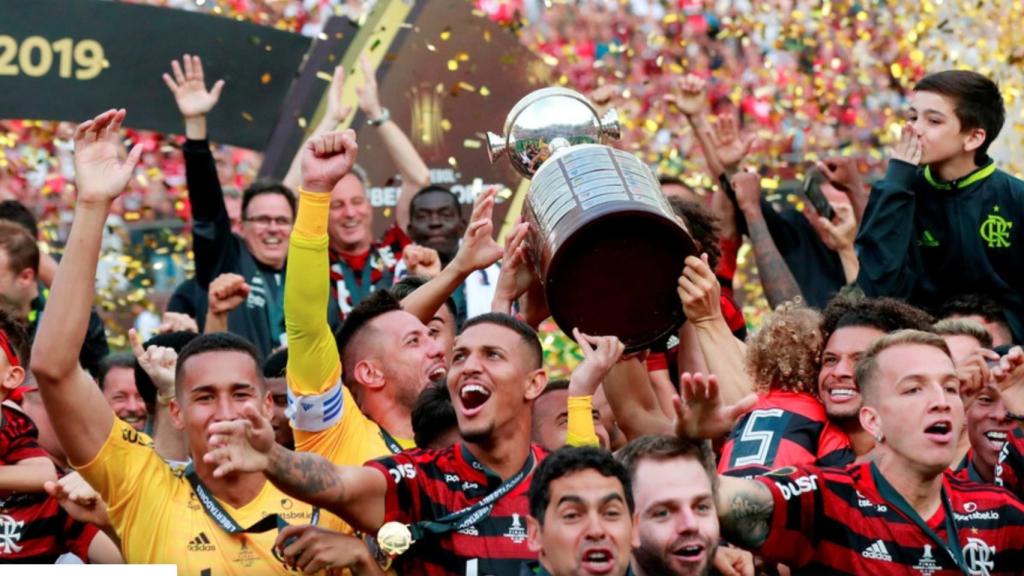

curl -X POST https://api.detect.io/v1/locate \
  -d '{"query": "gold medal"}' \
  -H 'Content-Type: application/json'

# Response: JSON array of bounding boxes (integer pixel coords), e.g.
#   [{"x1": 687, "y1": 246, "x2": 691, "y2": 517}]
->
[{"x1": 377, "y1": 521, "x2": 413, "y2": 557}]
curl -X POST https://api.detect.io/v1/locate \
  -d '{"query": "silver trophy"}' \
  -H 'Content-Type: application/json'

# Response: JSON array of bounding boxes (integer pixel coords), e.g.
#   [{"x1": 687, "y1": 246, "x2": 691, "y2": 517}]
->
[{"x1": 487, "y1": 88, "x2": 696, "y2": 351}]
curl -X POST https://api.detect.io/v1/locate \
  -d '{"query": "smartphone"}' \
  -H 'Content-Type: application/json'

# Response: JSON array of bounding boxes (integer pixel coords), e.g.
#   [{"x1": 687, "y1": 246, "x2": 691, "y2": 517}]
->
[{"x1": 803, "y1": 167, "x2": 835, "y2": 221}]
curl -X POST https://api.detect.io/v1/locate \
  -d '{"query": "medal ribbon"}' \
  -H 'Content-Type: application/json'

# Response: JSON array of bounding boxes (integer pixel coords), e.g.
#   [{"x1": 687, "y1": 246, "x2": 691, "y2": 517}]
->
[
  {"x1": 407, "y1": 450, "x2": 536, "y2": 541},
  {"x1": 184, "y1": 463, "x2": 319, "y2": 534}
]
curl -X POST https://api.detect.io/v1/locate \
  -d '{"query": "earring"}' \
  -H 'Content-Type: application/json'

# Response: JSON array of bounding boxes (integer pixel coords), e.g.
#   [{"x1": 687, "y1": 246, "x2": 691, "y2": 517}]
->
[{"x1": 875, "y1": 432, "x2": 884, "y2": 443}]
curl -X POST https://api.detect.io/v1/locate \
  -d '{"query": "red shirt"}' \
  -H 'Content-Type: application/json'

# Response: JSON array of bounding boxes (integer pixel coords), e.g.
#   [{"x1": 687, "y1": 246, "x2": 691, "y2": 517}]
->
[
  {"x1": 329, "y1": 222, "x2": 410, "y2": 319},
  {"x1": 367, "y1": 443, "x2": 546, "y2": 576},
  {"x1": 0, "y1": 403, "x2": 98, "y2": 562},
  {"x1": 719, "y1": 390, "x2": 853, "y2": 472},
  {"x1": 754, "y1": 462, "x2": 1024, "y2": 574},
  {"x1": 996, "y1": 426, "x2": 1024, "y2": 501}
]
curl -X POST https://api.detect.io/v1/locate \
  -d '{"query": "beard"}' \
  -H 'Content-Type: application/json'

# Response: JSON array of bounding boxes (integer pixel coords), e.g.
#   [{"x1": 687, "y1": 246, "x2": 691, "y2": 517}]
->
[
  {"x1": 459, "y1": 422, "x2": 496, "y2": 445},
  {"x1": 632, "y1": 538, "x2": 717, "y2": 576}
]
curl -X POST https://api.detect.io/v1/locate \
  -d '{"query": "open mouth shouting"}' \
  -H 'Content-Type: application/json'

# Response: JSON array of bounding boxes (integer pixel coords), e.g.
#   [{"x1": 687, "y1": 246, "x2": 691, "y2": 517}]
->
[
  {"x1": 457, "y1": 381, "x2": 492, "y2": 417},
  {"x1": 983, "y1": 429, "x2": 1008, "y2": 452},
  {"x1": 670, "y1": 540, "x2": 708, "y2": 567},
  {"x1": 579, "y1": 546, "x2": 617, "y2": 574},
  {"x1": 923, "y1": 419, "x2": 954, "y2": 444},
  {"x1": 427, "y1": 361, "x2": 447, "y2": 383}
]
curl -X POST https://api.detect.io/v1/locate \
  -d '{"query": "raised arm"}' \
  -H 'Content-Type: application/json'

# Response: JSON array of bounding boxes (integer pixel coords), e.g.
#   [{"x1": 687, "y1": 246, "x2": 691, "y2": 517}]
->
[
  {"x1": 855, "y1": 125, "x2": 922, "y2": 299},
  {"x1": 287, "y1": 130, "x2": 359, "y2": 401},
  {"x1": 129, "y1": 329, "x2": 187, "y2": 462},
  {"x1": 401, "y1": 188, "x2": 502, "y2": 322},
  {"x1": 354, "y1": 55, "x2": 430, "y2": 232},
  {"x1": 565, "y1": 330, "x2": 624, "y2": 447},
  {"x1": 601, "y1": 357, "x2": 674, "y2": 440},
  {"x1": 163, "y1": 54, "x2": 232, "y2": 287},
  {"x1": 282, "y1": 65, "x2": 353, "y2": 192},
  {"x1": 30, "y1": 109, "x2": 142, "y2": 466},
  {"x1": 677, "y1": 254, "x2": 755, "y2": 405},
  {"x1": 204, "y1": 273, "x2": 250, "y2": 334},
  {"x1": 730, "y1": 172, "x2": 803, "y2": 308},
  {"x1": 670, "y1": 373, "x2": 770, "y2": 548},
  {"x1": 204, "y1": 405, "x2": 388, "y2": 532}
]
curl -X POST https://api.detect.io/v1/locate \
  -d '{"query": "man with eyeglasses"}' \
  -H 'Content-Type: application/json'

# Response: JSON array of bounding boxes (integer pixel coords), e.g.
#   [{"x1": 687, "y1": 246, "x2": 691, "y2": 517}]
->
[{"x1": 163, "y1": 54, "x2": 343, "y2": 356}]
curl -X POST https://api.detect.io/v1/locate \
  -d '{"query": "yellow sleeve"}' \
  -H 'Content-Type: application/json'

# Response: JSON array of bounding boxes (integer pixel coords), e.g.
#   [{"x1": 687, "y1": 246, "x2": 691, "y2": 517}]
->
[
  {"x1": 295, "y1": 385, "x2": 387, "y2": 464},
  {"x1": 285, "y1": 189, "x2": 341, "y2": 397},
  {"x1": 565, "y1": 395, "x2": 601, "y2": 447},
  {"x1": 74, "y1": 418, "x2": 176, "y2": 536}
]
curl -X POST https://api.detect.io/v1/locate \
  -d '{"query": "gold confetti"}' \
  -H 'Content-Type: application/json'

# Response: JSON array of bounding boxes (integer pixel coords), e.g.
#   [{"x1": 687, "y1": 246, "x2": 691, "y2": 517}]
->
[
  {"x1": 260, "y1": 72, "x2": 272, "y2": 84},
  {"x1": 440, "y1": 27, "x2": 452, "y2": 41},
  {"x1": 447, "y1": 60, "x2": 458, "y2": 71},
  {"x1": 463, "y1": 139, "x2": 481, "y2": 149},
  {"x1": 316, "y1": 71, "x2": 333, "y2": 82}
]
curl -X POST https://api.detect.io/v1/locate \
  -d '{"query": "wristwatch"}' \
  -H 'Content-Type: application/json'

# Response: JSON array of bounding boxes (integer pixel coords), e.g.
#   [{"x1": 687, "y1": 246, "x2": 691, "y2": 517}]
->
[{"x1": 367, "y1": 107, "x2": 390, "y2": 127}]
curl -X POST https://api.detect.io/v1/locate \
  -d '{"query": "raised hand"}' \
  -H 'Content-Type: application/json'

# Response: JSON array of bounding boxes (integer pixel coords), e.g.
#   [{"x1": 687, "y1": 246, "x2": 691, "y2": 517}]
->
[
  {"x1": 451, "y1": 188, "x2": 502, "y2": 274},
  {"x1": 492, "y1": 222, "x2": 535, "y2": 312},
  {"x1": 569, "y1": 329, "x2": 625, "y2": 396},
  {"x1": 73, "y1": 109, "x2": 143, "y2": 204},
  {"x1": 891, "y1": 124, "x2": 923, "y2": 165},
  {"x1": 44, "y1": 471, "x2": 111, "y2": 529},
  {"x1": 204, "y1": 404, "x2": 276, "y2": 477},
  {"x1": 955, "y1": 348, "x2": 1000, "y2": 410},
  {"x1": 678, "y1": 254, "x2": 722, "y2": 325},
  {"x1": 673, "y1": 372, "x2": 757, "y2": 440},
  {"x1": 729, "y1": 171, "x2": 762, "y2": 214},
  {"x1": 817, "y1": 157, "x2": 865, "y2": 196},
  {"x1": 130, "y1": 328, "x2": 178, "y2": 397},
  {"x1": 993, "y1": 346, "x2": 1024, "y2": 415},
  {"x1": 208, "y1": 273, "x2": 251, "y2": 316},
  {"x1": 301, "y1": 130, "x2": 359, "y2": 193},
  {"x1": 803, "y1": 186, "x2": 857, "y2": 251},
  {"x1": 713, "y1": 545, "x2": 755, "y2": 576},
  {"x1": 355, "y1": 54, "x2": 384, "y2": 120},
  {"x1": 672, "y1": 74, "x2": 708, "y2": 117},
  {"x1": 162, "y1": 54, "x2": 225, "y2": 118},
  {"x1": 324, "y1": 65, "x2": 354, "y2": 126},
  {"x1": 403, "y1": 244, "x2": 442, "y2": 277},
  {"x1": 275, "y1": 526, "x2": 382, "y2": 575},
  {"x1": 158, "y1": 311, "x2": 199, "y2": 334},
  {"x1": 710, "y1": 114, "x2": 755, "y2": 170}
]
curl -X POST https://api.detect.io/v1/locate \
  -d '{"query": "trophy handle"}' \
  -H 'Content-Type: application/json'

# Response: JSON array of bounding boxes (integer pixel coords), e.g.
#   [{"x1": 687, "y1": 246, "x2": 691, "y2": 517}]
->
[
  {"x1": 486, "y1": 131, "x2": 507, "y2": 164},
  {"x1": 599, "y1": 109, "x2": 621, "y2": 142}
]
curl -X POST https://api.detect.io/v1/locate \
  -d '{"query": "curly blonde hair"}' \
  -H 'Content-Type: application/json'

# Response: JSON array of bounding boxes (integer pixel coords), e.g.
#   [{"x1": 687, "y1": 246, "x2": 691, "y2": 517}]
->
[{"x1": 745, "y1": 303, "x2": 823, "y2": 394}]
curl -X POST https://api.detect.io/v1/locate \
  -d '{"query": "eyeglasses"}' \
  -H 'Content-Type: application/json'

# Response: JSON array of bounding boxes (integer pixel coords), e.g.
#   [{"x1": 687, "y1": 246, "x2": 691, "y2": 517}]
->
[{"x1": 244, "y1": 215, "x2": 293, "y2": 228}]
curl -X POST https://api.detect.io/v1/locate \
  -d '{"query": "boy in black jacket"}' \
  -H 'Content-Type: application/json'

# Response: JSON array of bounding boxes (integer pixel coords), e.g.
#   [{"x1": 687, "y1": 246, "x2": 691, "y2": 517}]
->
[{"x1": 856, "y1": 70, "x2": 1024, "y2": 343}]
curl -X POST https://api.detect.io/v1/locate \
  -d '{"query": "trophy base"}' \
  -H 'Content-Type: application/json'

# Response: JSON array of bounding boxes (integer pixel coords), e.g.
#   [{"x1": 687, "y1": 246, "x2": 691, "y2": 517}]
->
[{"x1": 543, "y1": 209, "x2": 694, "y2": 353}]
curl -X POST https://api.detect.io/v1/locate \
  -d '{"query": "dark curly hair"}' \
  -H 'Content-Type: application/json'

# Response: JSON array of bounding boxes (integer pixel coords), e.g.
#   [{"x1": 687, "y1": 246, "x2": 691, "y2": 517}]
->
[
  {"x1": 820, "y1": 294, "x2": 934, "y2": 347},
  {"x1": 747, "y1": 303, "x2": 822, "y2": 394},
  {"x1": 668, "y1": 196, "x2": 722, "y2": 271}
]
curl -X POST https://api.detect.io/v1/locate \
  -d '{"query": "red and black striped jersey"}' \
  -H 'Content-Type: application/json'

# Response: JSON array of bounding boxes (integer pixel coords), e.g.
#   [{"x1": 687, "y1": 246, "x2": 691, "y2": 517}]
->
[
  {"x1": 0, "y1": 403, "x2": 99, "y2": 562},
  {"x1": 367, "y1": 443, "x2": 547, "y2": 576},
  {"x1": 718, "y1": 391, "x2": 853, "y2": 473},
  {"x1": 753, "y1": 462, "x2": 1024, "y2": 574},
  {"x1": 996, "y1": 426, "x2": 1024, "y2": 501}
]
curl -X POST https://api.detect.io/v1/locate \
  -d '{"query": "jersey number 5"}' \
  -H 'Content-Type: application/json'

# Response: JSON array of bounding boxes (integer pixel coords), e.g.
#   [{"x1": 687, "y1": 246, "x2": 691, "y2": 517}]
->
[{"x1": 732, "y1": 409, "x2": 784, "y2": 467}]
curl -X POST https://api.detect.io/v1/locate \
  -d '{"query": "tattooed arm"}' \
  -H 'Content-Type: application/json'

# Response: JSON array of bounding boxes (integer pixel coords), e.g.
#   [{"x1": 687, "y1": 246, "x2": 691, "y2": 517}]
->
[
  {"x1": 731, "y1": 172, "x2": 803, "y2": 308},
  {"x1": 264, "y1": 444, "x2": 388, "y2": 533},
  {"x1": 205, "y1": 407, "x2": 388, "y2": 533},
  {"x1": 716, "y1": 476, "x2": 775, "y2": 549}
]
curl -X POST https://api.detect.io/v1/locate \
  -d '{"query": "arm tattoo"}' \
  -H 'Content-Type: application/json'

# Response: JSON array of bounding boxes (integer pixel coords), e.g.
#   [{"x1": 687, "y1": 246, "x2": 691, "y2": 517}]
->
[
  {"x1": 266, "y1": 445, "x2": 343, "y2": 505},
  {"x1": 720, "y1": 482, "x2": 774, "y2": 549},
  {"x1": 746, "y1": 212, "x2": 803, "y2": 308}
]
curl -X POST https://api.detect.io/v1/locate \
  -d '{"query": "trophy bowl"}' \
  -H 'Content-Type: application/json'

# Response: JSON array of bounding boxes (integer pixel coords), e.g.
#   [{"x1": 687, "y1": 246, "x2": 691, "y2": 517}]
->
[{"x1": 488, "y1": 89, "x2": 696, "y2": 352}]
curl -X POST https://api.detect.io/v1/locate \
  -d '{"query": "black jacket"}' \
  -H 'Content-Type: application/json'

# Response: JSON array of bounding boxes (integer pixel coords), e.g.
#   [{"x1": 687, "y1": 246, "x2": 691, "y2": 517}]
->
[
  {"x1": 734, "y1": 196, "x2": 848, "y2": 310},
  {"x1": 183, "y1": 139, "x2": 340, "y2": 359},
  {"x1": 856, "y1": 158, "x2": 1024, "y2": 342}
]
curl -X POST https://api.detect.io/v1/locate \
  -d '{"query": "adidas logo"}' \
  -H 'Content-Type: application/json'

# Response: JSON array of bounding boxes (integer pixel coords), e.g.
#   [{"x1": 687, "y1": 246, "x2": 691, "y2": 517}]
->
[
  {"x1": 188, "y1": 532, "x2": 216, "y2": 552},
  {"x1": 862, "y1": 539, "x2": 892, "y2": 561}
]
